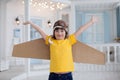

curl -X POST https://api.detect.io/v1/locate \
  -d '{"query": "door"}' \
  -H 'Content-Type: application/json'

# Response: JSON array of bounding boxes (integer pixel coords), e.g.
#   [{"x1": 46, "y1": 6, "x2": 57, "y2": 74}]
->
[{"x1": 83, "y1": 13, "x2": 104, "y2": 44}]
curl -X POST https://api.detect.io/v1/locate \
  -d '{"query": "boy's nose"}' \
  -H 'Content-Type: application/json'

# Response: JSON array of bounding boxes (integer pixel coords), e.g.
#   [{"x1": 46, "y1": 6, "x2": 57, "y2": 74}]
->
[{"x1": 58, "y1": 32, "x2": 62, "y2": 34}]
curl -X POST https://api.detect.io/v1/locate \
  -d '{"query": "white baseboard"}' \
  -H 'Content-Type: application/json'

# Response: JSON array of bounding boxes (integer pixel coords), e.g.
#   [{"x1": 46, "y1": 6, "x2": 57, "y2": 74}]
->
[{"x1": 11, "y1": 70, "x2": 49, "y2": 80}]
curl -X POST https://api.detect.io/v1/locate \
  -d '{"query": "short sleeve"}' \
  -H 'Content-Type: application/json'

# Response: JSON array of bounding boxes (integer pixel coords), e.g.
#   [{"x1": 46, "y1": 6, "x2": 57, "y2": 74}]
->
[
  {"x1": 45, "y1": 35, "x2": 51, "y2": 45},
  {"x1": 68, "y1": 34, "x2": 77, "y2": 45}
]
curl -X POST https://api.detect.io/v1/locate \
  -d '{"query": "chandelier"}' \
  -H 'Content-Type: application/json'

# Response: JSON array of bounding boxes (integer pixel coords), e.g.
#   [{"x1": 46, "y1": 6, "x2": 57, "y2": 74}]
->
[{"x1": 22, "y1": 0, "x2": 67, "y2": 10}]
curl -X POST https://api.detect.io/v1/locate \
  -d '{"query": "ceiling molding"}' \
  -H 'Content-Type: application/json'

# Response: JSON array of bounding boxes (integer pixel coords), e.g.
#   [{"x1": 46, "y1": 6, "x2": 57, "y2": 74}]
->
[
  {"x1": 71, "y1": 0, "x2": 120, "y2": 4},
  {"x1": 70, "y1": 0, "x2": 120, "y2": 10},
  {"x1": 52, "y1": 0, "x2": 71, "y2": 4}
]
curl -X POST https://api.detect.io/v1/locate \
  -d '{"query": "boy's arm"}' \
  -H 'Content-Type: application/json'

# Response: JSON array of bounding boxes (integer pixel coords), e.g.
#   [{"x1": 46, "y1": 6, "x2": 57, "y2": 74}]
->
[
  {"x1": 74, "y1": 16, "x2": 98, "y2": 38},
  {"x1": 23, "y1": 21, "x2": 47, "y2": 40}
]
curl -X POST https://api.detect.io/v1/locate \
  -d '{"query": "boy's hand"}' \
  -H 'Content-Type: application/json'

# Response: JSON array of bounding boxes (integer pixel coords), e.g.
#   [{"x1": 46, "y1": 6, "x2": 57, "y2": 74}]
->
[
  {"x1": 23, "y1": 21, "x2": 31, "y2": 25},
  {"x1": 91, "y1": 16, "x2": 98, "y2": 24}
]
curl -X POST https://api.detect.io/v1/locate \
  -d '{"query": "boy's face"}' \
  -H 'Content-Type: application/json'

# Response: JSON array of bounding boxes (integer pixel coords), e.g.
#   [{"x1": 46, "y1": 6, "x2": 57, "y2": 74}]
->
[{"x1": 54, "y1": 28, "x2": 66, "y2": 40}]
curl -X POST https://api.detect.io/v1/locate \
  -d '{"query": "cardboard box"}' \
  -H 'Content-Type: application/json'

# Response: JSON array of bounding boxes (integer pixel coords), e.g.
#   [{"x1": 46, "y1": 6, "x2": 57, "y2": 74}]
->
[{"x1": 12, "y1": 38, "x2": 105, "y2": 64}]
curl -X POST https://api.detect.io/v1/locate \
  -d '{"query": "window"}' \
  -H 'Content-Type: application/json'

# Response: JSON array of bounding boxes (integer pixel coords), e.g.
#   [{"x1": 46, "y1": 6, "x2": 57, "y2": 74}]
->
[
  {"x1": 30, "y1": 18, "x2": 42, "y2": 40},
  {"x1": 13, "y1": 28, "x2": 21, "y2": 44},
  {"x1": 83, "y1": 13, "x2": 104, "y2": 44}
]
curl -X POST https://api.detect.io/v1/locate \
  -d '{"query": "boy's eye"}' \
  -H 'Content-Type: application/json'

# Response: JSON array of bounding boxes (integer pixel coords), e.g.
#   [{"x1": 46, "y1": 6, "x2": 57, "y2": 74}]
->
[
  {"x1": 61, "y1": 30, "x2": 64, "y2": 32},
  {"x1": 55, "y1": 30, "x2": 59, "y2": 32},
  {"x1": 55, "y1": 29, "x2": 65, "y2": 32}
]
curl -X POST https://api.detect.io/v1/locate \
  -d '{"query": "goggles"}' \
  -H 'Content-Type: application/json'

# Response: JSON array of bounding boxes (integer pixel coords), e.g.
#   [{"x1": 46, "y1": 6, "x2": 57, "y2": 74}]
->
[{"x1": 53, "y1": 26, "x2": 68, "y2": 31}]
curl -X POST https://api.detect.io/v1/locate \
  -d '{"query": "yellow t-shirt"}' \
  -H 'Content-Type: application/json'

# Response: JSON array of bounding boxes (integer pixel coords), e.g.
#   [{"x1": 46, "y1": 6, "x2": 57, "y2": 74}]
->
[{"x1": 45, "y1": 34, "x2": 77, "y2": 72}]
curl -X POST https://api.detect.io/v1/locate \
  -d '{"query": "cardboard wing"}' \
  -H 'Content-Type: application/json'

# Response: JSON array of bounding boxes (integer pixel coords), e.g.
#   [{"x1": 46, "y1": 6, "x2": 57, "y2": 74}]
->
[{"x1": 12, "y1": 38, "x2": 105, "y2": 64}]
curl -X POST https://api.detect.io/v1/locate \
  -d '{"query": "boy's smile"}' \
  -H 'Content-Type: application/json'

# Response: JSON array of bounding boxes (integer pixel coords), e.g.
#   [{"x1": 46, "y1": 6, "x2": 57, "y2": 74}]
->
[{"x1": 54, "y1": 28, "x2": 66, "y2": 40}]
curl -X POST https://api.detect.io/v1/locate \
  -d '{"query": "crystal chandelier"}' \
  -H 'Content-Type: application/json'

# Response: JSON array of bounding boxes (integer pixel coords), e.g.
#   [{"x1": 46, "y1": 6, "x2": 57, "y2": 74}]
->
[{"x1": 22, "y1": 0, "x2": 67, "y2": 10}]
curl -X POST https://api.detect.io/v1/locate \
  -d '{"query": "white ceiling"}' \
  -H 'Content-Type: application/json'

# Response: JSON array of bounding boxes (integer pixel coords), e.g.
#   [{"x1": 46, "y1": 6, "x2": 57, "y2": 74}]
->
[
  {"x1": 8, "y1": 0, "x2": 120, "y2": 10},
  {"x1": 53, "y1": 0, "x2": 120, "y2": 10}
]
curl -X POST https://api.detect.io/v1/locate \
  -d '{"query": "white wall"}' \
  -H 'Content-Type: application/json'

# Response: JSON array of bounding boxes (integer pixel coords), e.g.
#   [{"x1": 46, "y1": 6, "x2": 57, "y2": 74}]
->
[
  {"x1": 0, "y1": 0, "x2": 10, "y2": 71},
  {"x1": 0, "y1": 0, "x2": 7, "y2": 61},
  {"x1": 6, "y1": 0, "x2": 59, "y2": 59}
]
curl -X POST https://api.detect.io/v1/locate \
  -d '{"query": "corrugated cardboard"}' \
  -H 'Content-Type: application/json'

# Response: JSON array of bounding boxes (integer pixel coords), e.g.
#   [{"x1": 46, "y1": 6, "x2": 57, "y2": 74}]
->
[{"x1": 12, "y1": 38, "x2": 105, "y2": 64}]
